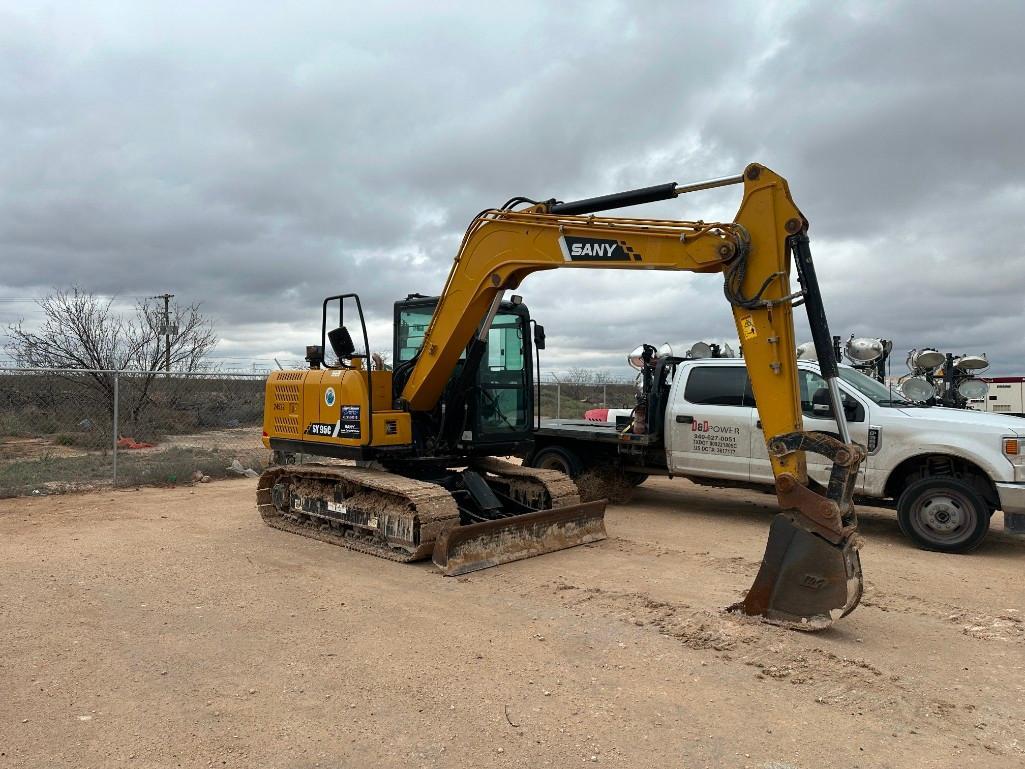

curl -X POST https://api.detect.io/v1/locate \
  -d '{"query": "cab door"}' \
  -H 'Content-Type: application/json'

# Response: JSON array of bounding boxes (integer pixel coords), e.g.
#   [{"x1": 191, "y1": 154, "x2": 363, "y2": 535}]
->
[
  {"x1": 749, "y1": 368, "x2": 869, "y2": 490},
  {"x1": 667, "y1": 365, "x2": 753, "y2": 481}
]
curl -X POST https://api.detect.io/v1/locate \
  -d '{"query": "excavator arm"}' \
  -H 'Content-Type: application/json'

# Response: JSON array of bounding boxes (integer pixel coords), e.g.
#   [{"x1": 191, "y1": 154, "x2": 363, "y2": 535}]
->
[{"x1": 406, "y1": 163, "x2": 864, "y2": 627}]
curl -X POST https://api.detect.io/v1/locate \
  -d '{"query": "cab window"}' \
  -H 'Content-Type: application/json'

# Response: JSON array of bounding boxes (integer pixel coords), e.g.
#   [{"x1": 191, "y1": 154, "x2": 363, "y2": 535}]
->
[
  {"x1": 684, "y1": 367, "x2": 751, "y2": 407},
  {"x1": 396, "y1": 307, "x2": 433, "y2": 364},
  {"x1": 799, "y1": 370, "x2": 827, "y2": 416},
  {"x1": 478, "y1": 313, "x2": 528, "y2": 436}
]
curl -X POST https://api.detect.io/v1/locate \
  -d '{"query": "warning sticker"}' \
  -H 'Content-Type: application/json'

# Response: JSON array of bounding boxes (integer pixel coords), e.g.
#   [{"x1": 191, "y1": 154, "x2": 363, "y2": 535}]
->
[
  {"x1": 740, "y1": 315, "x2": 758, "y2": 340},
  {"x1": 339, "y1": 405, "x2": 361, "y2": 439}
]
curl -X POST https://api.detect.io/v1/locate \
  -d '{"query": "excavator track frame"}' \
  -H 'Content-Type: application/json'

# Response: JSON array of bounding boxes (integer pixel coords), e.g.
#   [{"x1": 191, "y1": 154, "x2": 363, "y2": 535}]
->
[
  {"x1": 256, "y1": 459, "x2": 606, "y2": 573},
  {"x1": 256, "y1": 464, "x2": 459, "y2": 561}
]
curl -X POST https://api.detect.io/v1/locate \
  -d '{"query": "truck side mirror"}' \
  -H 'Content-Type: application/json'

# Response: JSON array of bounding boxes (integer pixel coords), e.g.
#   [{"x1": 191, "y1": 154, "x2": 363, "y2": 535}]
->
[
  {"x1": 533, "y1": 324, "x2": 546, "y2": 351},
  {"x1": 811, "y1": 387, "x2": 833, "y2": 416},
  {"x1": 811, "y1": 387, "x2": 862, "y2": 421}
]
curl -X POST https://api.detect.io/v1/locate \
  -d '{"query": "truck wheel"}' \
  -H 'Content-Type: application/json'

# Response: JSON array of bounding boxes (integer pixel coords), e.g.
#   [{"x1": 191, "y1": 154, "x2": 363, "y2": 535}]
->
[
  {"x1": 896, "y1": 477, "x2": 990, "y2": 553},
  {"x1": 530, "y1": 446, "x2": 584, "y2": 478},
  {"x1": 625, "y1": 472, "x2": 648, "y2": 486}
]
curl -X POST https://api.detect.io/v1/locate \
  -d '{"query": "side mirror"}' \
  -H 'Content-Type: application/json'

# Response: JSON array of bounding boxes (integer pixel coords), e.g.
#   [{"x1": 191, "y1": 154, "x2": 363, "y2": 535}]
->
[
  {"x1": 842, "y1": 396, "x2": 859, "y2": 419},
  {"x1": 811, "y1": 386, "x2": 862, "y2": 421},
  {"x1": 328, "y1": 326, "x2": 356, "y2": 359},
  {"x1": 811, "y1": 387, "x2": 833, "y2": 416},
  {"x1": 533, "y1": 324, "x2": 546, "y2": 351}
]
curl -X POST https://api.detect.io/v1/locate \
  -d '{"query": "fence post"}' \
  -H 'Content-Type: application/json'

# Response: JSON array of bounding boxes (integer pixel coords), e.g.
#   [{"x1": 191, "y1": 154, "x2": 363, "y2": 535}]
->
[
  {"x1": 112, "y1": 372, "x2": 119, "y2": 487},
  {"x1": 603, "y1": 384, "x2": 607, "y2": 408},
  {"x1": 556, "y1": 382, "x2": 561, "y2": 420}
]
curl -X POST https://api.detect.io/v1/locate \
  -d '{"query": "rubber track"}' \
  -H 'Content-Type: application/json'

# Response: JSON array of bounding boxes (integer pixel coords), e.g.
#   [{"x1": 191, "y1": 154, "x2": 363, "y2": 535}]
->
[{"x1": 256, "y1": 464, "x2": 459, "y2": 562}]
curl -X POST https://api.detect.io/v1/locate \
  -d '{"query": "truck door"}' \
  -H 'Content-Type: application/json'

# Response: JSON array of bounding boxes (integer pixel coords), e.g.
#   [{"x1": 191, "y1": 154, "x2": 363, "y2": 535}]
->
[
  {"x1": 667, "y1": 365, "x2": 753, "y2": 481},
  {"x1": 750, "y1": 368, "x2": 869, "y2": 490}
]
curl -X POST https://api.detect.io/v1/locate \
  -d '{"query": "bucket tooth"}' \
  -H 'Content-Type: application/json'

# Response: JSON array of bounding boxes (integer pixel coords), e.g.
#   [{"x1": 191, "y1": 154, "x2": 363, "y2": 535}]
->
[{"x1": 432, "y1": 501, "x2": 608, "y2": 576}]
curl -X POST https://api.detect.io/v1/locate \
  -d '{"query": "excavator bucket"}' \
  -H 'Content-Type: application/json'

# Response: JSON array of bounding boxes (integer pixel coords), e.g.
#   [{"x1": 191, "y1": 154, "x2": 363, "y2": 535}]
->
[
  {"x1": 732, "y1": 513, "x2": 863, "y2": 629},
  {"x1": 432, "y1": 500, "x2": 608, "y2": 576},
  {"x1": 732, "y1": 430, "x2": 866, "y2": 629}
]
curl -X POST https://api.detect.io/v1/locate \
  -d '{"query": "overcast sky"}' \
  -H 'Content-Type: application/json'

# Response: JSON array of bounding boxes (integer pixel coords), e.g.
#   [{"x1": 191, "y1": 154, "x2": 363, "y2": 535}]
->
[{"x1": 2, "y1": 0, "x2": 1023, "y2": 377}]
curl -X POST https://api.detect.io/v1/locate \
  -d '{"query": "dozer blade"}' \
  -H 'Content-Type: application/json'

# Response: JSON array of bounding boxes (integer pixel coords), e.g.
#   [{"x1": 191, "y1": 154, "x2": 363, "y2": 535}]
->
[
  {"x1": 732, "y1": 513, "x2": 863, "y2": 630},
  {"x1": 432, "y1": 500, "x2": 608, "y2": 576}
]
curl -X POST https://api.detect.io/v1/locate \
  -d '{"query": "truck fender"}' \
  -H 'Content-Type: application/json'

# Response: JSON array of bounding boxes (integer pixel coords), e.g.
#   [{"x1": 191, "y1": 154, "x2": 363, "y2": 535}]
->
[{"x1": 881, "y1": 451, "x2": 1000, "y2": 508}]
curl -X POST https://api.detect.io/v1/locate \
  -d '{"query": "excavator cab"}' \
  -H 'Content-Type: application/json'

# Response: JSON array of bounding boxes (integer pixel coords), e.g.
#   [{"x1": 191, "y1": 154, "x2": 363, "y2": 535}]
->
[{"x1": 393, "y1": 293, "x2": 535, "y2": 455}]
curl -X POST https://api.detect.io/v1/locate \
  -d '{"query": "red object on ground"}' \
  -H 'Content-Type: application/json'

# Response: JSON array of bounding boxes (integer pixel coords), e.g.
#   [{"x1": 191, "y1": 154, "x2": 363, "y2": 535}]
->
[
  {"x1": 583, "y1": 408, "x2": 609, "y2": 422},
  {"x1": 117, "y1": 437, "x2": 156, "y2": 449}
]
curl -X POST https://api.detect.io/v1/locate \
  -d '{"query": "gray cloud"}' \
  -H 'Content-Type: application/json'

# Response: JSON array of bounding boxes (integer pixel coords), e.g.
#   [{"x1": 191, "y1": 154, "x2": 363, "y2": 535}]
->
[{"x1": 1, "y1": 1, "x2": 1022, "y2": 377}]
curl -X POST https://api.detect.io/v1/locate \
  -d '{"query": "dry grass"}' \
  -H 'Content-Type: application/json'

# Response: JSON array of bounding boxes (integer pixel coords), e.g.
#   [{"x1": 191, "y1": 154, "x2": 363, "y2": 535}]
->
[{"x1": 0, "y1": 446, "x2": 266, "y2": 498}]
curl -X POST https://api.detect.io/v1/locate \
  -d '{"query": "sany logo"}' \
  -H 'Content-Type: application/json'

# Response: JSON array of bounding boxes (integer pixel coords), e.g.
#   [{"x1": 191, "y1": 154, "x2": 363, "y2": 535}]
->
[
  {"x1": 691, "y1": 420, "x2": 711, "y2": 432},
  {"x1": 570, "y1": 242, "x2": 618, "y2": 258},
  {"x1": 559, "y1": 235, "x2": 631, "y2": 262}
]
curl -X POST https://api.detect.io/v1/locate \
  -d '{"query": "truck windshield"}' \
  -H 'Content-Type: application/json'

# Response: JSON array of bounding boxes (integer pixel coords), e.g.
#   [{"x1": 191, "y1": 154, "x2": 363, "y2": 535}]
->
[{"x1": 837, "y1": 367, "x2": 912, "y2": 406}]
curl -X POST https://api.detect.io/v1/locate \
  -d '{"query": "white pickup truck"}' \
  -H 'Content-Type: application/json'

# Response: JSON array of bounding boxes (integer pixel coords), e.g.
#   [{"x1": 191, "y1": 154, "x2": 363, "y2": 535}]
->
[{"x1": 526, "y1": 357, "x2": 1025, "y2": 553}]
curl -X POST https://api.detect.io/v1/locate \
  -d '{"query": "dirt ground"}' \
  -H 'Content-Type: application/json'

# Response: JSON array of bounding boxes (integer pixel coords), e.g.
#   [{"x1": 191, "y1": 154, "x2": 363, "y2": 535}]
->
[{"x1": 2, "y1": 478, "x2": 1023, "y2": 769}]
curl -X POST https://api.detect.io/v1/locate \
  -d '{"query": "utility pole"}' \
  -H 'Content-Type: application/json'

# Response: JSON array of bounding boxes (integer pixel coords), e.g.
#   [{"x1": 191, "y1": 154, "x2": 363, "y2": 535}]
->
[{"x1": 152, "y1": 293, "x2": 175, "y2": 372}]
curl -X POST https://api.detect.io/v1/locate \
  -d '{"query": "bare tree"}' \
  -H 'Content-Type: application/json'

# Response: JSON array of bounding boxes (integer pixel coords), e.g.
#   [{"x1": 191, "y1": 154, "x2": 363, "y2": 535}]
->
[
  {"x1": 5, "y1": 288, "x2": 217, "y2": 432},
  {"x1": 562, "y1": 367, "x2": 620, "y2": 401}
]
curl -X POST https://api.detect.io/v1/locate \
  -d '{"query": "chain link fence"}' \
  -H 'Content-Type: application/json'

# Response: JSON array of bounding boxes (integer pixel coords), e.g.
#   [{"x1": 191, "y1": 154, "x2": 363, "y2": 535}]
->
[
  {"x1": 0, "y1": 367, "x2": 268, "y2": 498},
  {"x1": 0, "y1": 367, "x2": 639, "y2": 498},
  {"x1": 536, "y1": 376, "x2": 638, "y2": 419}
]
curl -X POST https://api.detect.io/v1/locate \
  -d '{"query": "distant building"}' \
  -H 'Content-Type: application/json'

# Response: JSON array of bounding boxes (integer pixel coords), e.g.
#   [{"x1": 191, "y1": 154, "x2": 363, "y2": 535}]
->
[{"x1": 976, "y1": 377, "x2": 1025, "y2": 417}]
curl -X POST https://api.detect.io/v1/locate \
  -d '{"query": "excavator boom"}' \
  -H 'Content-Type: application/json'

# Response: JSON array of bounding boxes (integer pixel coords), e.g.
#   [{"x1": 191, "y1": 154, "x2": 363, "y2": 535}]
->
[{"x1": 401, "y1": 163, "x2": 864, "y2": 627}]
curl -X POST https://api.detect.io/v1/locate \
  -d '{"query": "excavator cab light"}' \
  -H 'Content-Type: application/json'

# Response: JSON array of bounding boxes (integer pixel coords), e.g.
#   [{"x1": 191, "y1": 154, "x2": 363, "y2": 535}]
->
[{"x1": 305, "y1": 345, "x2": 324, "y2": 369}]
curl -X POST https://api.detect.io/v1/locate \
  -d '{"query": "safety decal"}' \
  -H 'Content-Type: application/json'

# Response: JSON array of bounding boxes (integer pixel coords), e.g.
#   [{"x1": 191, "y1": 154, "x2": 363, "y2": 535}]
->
[
  {"x1": 740, "y1": 315, "x2": 757, "y2": 340},
  {"x1": 338, "y1": 405, "x2": 361, "y2": 439},
  {"x1": 324, "y1": 387, "x2": 336, "y2": 407}
]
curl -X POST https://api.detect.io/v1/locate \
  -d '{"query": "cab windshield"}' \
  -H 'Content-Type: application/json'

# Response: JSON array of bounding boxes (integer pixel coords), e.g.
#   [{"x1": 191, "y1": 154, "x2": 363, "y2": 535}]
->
[{"x1": 837, "y1": 366, "x2": 912, "y2": 406}]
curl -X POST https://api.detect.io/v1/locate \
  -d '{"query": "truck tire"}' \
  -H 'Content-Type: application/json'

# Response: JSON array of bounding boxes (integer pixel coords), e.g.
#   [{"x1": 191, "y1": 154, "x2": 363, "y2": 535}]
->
[
  {"x1": 896, "y1": 477, "x2": 990, "y2": 553},
  {"x1": 625, "y1": 472, "x2": 648, "y2": 486},
  {"x1": 530, "y1": 446, "x2": 585, "y2": 478}
]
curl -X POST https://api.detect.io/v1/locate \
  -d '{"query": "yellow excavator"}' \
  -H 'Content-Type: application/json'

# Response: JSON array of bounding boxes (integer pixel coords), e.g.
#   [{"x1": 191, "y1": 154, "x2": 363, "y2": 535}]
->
[{"x1": 259, "y1": 163, "x2": 865, "y2": 629}]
